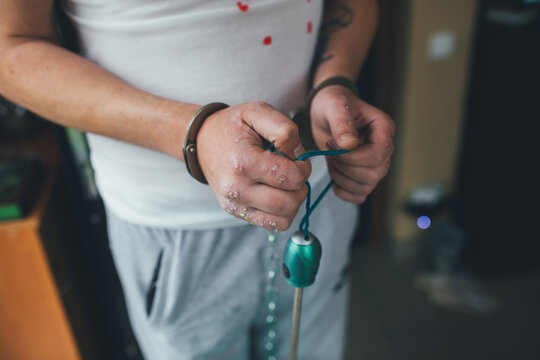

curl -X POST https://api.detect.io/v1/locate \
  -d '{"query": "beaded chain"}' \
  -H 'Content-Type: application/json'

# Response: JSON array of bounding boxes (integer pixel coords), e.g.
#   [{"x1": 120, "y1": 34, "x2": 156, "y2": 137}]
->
[
  {"x1": 264, "y1": 231, "x2": 280, "y2": 360},
  {"x1": 263, "y1": 149, "x2": 350, "y2": 359}
]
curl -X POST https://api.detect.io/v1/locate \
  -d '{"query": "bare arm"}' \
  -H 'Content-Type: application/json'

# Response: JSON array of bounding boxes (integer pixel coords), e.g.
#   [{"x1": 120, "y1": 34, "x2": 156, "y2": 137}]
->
[
  {"x1": 312, "y1": 0, "x2": 378, "y2": 88},
  {"x1": 310, "y1": 0, "x2": 395, "y2": 204},
  {"x1": 0, "y1": 0, "x2": 199, "y2": 160},
  {"x1": 0, "y1": 0, "x2": 311, "y2": 230}
]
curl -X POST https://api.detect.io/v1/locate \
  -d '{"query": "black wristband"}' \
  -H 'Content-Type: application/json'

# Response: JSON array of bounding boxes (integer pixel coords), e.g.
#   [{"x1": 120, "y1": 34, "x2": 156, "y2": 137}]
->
[
  {"x1": 306, "y1": 76, "x2": 359, "y2": 111},
  {"x1": 183, "y1": 102, "x2": 229, "y2": 184}
]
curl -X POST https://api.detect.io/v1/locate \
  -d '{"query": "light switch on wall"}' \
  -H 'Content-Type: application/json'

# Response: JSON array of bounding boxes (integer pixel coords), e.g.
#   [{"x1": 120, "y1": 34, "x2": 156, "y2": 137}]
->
[{"x1": 427, "y1": 30, "x2": 456, "y2": 60}]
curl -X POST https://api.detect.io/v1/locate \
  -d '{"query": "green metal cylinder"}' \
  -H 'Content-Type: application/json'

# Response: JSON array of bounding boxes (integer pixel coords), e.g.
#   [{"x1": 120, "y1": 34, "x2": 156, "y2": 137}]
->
[{"x1": 282, "y1": 230, "x2": 322, "y2": 288}]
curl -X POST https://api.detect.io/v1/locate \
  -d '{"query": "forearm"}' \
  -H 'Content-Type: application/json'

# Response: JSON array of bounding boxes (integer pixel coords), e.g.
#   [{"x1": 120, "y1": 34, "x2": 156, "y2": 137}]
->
[
  {"x1": 0, "y1": 37, "x2": 198, "y2": 160},
  {"x1": 312, "y1": 0, "x2": 378, "y2": 87}
]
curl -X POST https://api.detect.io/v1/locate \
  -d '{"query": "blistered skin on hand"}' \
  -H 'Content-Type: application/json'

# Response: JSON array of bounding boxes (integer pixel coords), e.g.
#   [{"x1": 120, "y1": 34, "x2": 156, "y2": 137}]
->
[
  {"x1": 229, "y1": 110, "x2": 244, "y2": 127},
  {"x1": 219, "y1": 182, "x2": 240, "y2": 214},
  {"x1": 254, "y1": 215, "x2": 282, "y2": 231},
  {"x1": 219, "y1": 181, "x2": 234, "y2": 195},
  {"x1": 226, "y1": 190, "x2": 239, "y2": 201},
  {"x1": 218, "y1": 178, "x2": 289, "y2": 230},
  {"x1": 246, "y1": 210, "x2": 286, "y2": 231},
  {"x1": 309, "y1": 83, "x2": 395, "y2": 205},
  {"x1": 229, "y1": 204, "x2": 288, "y2": 231},
  {"x1": 230, "y1": 156, "x2": 245, "y2": 175},
  {"x1": 239, "y1": 207, "x2": 251, "y2": 218},
  {"x1": 197, "y1": 102, "x2": 310, "y2": 230},
  {"x1": 223, "y1": 198, "x2": 237, "y2": 214},
  {"x1": 260, "y1": 163, "x2": 278, "y2": 176}
]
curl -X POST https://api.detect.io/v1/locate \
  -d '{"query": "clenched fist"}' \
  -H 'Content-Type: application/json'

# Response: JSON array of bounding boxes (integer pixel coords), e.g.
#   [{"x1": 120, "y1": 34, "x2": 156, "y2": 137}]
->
[
  {"x1": 310, "y1": 85, "x2": 395, "y2": 203},
  {"x1": 197, "y1": 102, "x2": 311, "y2": 231}
]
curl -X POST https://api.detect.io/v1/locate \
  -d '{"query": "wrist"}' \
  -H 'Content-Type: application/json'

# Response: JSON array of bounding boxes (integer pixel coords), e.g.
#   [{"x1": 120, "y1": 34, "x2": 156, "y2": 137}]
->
[
  {"x1": 307, "y1": 76, "x2": 359, "y2": 111},
  {"x1": 183, "y1": 102, "x2": 229, "y2": 184},
  {"x1": 144, "y1": 100, "x2": 200, "y2": 161},
  {"x1": 311, "y1": 58, "x2": 360, "y2": 89}
]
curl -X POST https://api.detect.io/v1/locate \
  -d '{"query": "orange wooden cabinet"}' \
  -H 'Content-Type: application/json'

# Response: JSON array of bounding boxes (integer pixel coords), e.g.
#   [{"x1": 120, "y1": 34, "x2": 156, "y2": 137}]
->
[{"x1": 0, "y1": 162, "x2": 81, "y2": 360}]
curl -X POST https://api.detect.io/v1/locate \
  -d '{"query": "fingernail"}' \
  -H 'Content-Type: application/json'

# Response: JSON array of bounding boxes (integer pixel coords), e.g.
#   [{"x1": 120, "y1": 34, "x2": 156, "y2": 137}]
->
[
  {"x1": 293, "y1": 143, "x2": 305, "y2": 159},
  {"x1": 340, "y1": 133, "x2": 359, "y2": 144}
]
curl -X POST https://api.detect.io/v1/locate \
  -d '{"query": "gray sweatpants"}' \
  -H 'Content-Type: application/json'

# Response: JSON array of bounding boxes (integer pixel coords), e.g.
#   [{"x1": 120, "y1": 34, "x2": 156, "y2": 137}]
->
[{"x1": 106, "y1": 177, "x2": 358, "y2": 360}]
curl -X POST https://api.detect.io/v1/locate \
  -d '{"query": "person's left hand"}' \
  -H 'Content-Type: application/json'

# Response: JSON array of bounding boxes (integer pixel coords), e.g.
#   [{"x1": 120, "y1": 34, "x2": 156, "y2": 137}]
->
[{"x1": 310, "y1": 85, "x2": 395, "y2": 204}]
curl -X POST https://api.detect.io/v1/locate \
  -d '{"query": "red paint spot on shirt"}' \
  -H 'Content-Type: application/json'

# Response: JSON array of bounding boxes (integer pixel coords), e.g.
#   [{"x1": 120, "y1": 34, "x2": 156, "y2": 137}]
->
[
  {"x1": 307, "y1": 21, "x2": 313, "y2": 34},
  {"x1": 263, "y1": 36, "x2": 272, "y2": 46},
  {"x1": 237, "y1": 1, "x2": 249, "y2": 12}
]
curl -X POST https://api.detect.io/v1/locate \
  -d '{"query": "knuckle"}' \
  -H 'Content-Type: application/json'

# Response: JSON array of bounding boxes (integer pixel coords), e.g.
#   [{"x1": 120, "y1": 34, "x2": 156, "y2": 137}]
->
[
  {"x1": 280, "y1": 217, "x2": 294, "y2": 231},
  {"x1": 371, "y1": 151, "x2": 386, "y2": 167},
  {"x1": 227, "y1": 109, "x2": 243, "y2": 127},
  {"x1": 230, "y1": 156, "x2": 246, "y2": 175},
  {"x1": 379, "y1": 160, "x2": 391, "y2": 178},
  {"x1": 277, "y1": 122, "x2": 299, "y2": 142},
  {"x1": 289, "y1": 171, "x2": 305, "y2": 189},
  {"x1": 260, "y1": 158, "x2": 280, "y2": 177},
  {"x1": 303, "y1": 159, "x2": 312, "y2": 177},
  {"x1": 382, "y1": 114, "x2": 396, "y2": 136},
  {"x1": 301, "y1": 183, "x2": 309, "y2": 197},
  {"x1": 218, "y1": 182, "x2": 242, "y2": 209},
  {"x1": 362, "y1": 184, "x2": 376, "y2": 197},
  {"x1": 273, "y1": 196, "x2": 288, "y2": 213},
  {"x1": 276, "y1": 174, "x2": 289, "y2": 186},
  {"x1": 219, "y1": 198, "x2": 236, "y2": 214},
  {"x1": 337, "y1": 188, "x2": 366, "y2": 204},
  {"x1": 271, "y1": 192, "x2": 301, "y2": 216},
  {"x1": 259, "y1": 216, "x2": 289, "y2": 231},
  {"x1": 252, "y1": 101, "x2": 271, "y2": 110},
  {"x1": 282, "y1": 196, "x2": 299, "y2": 215},
  {"x1": 286, "y1": 195, "x2": 302, "y2": 214},
  {"x1": 356, "y1": 195, "x2": 367, "y2": 204},
  {"x1": 366, "y1": 168, "x2": 381, "y2": 184},
  {"x1": 333, "y1": 187, "x2": 349, "y2": 202},
  {"x1": 383, "y1": 134, "x2": 394, "y2": 147},
  {"x1": 382, "y1": 131, "x2": 394, "y2": 142}
]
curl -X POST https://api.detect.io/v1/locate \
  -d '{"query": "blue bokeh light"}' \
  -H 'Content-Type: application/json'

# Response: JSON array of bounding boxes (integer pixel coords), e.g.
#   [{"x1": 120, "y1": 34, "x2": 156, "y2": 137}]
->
[{"x1": 417, "y1": 215, "x2": 431, "y2": 230}]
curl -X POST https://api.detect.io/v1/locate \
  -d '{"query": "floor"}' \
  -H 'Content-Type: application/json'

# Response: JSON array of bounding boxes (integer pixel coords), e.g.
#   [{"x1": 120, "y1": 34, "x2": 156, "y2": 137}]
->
[{"x1": 344, "y1": 243, "x2": 540, "y2": 360}]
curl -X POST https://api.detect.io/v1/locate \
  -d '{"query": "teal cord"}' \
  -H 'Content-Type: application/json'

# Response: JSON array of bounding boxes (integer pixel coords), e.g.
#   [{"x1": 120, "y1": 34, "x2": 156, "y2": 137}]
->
[
  {"x1": 297, "y1": 149, "x2": 350, "y2": 239},
  {"x1": 296, "y1": 149, "x2": 349, "y2": 162}
]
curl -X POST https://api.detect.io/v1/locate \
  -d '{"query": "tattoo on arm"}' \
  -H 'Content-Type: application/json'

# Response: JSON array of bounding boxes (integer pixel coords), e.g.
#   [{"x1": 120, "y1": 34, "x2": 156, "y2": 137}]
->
[{"x1": 311, "y1": 4, "x2": 354, "y2": 75}]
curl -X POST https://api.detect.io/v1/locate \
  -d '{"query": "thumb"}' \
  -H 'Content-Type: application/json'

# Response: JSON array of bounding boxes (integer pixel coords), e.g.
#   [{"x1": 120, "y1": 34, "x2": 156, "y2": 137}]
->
[{"x1": 327, "y1": 112, "x2": 360, "y2": 150}]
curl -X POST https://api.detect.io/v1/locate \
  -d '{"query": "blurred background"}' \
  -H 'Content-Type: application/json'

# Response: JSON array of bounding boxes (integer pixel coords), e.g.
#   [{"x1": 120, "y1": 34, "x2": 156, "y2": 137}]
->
[{"x1": 1, "y1": 0, "x2": 539, "y2": 359}]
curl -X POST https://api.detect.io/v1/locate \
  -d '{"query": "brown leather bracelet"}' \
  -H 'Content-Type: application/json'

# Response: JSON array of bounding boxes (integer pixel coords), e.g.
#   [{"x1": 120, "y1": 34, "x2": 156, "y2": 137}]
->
[
  {"x1": 182, "y1": 102, "x2": 229, "y2": 184},
  {"x1": 306, "y1": 76, "x2": 360, "y2": 111}
]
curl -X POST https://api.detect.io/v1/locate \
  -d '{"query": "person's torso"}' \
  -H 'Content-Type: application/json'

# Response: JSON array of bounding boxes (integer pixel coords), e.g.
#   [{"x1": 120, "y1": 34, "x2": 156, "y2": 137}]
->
[{"x1": 64, "y1": 0, "x2": 326, "y2": 229}]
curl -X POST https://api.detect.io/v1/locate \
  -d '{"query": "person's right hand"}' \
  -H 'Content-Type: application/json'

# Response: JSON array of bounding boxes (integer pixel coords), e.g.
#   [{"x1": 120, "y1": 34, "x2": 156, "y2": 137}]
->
[{"x1": 196, "y1": 102, "x2": 311, "y2": 231}]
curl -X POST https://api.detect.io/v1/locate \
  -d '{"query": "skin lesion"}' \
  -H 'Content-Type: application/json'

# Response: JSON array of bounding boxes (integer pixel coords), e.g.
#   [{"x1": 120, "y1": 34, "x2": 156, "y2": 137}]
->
[{"x1": 312, "y1": 4, "x2": 354, "y2": 69}]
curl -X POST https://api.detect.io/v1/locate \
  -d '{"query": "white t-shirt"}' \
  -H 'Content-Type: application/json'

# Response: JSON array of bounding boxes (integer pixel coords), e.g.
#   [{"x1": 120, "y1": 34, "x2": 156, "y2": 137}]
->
[{"x1": 64, "y1": 0, "x2": 327, "y2": 229}]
